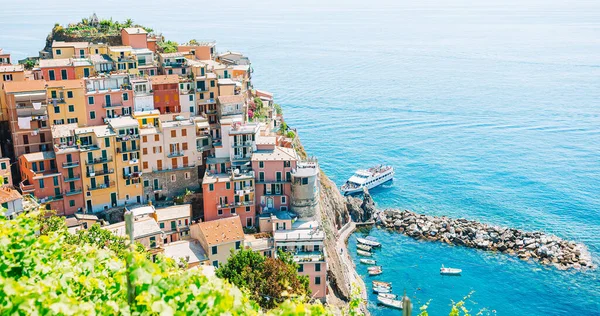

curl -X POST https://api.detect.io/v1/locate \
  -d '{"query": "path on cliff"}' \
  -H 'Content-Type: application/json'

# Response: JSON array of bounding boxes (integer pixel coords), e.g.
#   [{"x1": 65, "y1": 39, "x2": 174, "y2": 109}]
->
[{"x1": 336, "y1": 221, "x2": 368, "y2": 301}]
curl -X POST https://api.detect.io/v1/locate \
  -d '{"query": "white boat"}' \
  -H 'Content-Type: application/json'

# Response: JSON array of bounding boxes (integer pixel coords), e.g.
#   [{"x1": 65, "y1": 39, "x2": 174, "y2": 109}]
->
[
  {"x1": 368, "y1": 268, "x2": 383, "y2": 276},
  {"x1": 360, "y1": 259, "x2": 376, "y2": 265},
  {"x1": 372, "y1": 286, "x2": 391, "y2": 294},
  {"x1": 357, "y1": 250, "x2": 372, "y2": 257},
  {"x1": 440, "y1": 265, "x2": 462, "y2": 275},
  {"x1": 377, "y1": 293, "x2": 398, "y2": 300},
  {"x1": 356, "y1": 237, "x2": 381, "y2": 247},
  {"x1": 372, "y1": 280, "x2": 392, "y2": 288},
  {"x1": 377, "y1": 296, "x2": 403, "y2": 309},
  {"x1": 341, "y1": 165, "x2": 394, "y2": 195},
  {"x1": 367, "y1": 266, "x2": 382, "y2": 271},
  {"x1": 356, "y1": 244, "x2": 372, "y2": 251}
]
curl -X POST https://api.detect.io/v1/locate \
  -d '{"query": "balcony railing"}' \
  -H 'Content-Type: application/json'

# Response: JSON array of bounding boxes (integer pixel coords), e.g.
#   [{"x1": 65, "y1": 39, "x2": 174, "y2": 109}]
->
[
  {"x1": 64, "y1": 174, "x2": 81, "y2": 182},
  {"x1": 116, "y1": 134, "x2": 139, "y2": 142},
  {"x1": 152, "y1": 185, "x2": 163, "y2": 191},
  {"x1": 163, "y1": 61, "x2": 186, "y2": 67},
  {"x1": 62, "y1": 161, "x2": 80, "y2": 168},
  {"x1": 87, "y1": 181, "x2": 115, "y2": 191},
  {"x1": 50, "y1": 97, "x2": 65, "y2": 103},
  {"x1": 116, "y1": 147, "x2": 139, "y2": 154},
  {"x1": 103, "y1": 103, "x2": 123, "y2": 108},
  {"x1": 65, "y1": 189, "x2": 83, "y2": 196},
  {"x1": 232, "y1": 140, "x2": 254, "y2": 148},
  {"x1": 79, "y1": 144, "x2": 100, "y2": 151},
  {"x1": 167, "y1": 150, "x2": 184, "y2": 158},
  {"x1": 19, "y1": 181, "x2": 35, "y2": 193},
  {"x1": 217, "y1": 200, "x2": 254, "y2": 210},
  {"x1": 123, "y1": 172, "x2": 142, "y2": 180},
  {"x1": 87, "y1": 157, "x2": 112, "y2": 165},
  {"x1": 293, "y1": 251, "x2": 325, "y2": 263},
  {"x1": 87, "y1": 168, "x2": 114, "y2": 177}
]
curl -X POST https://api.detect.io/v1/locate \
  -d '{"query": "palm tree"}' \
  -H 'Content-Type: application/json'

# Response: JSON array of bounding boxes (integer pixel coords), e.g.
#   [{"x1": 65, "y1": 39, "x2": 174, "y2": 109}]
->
[{"x1": 124, "y1": 18, "x2": 133, "y2": 27}]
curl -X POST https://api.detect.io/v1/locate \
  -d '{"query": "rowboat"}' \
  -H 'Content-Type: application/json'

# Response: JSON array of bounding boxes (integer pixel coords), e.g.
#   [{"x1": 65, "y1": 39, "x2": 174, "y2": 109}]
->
[
  {"x1": 356, "y1": 244, "x2": 372, "y2": 251},
  {"x1": 372, "y1": 280, "x2": 392, "y2": 288},
  {"x1": 360, "y1": 259, "x2": 376, "y2": 265},
  {"x1": 368, "y1": 268, "x2": 383, "y2": 276},
  {"x1": 367, "y1": 266, "x2": 382, "y2": 271},
  {"x1": 357, "y1": 250, "x2": 372, "y2": 257},
  {"x1": 372, "y1": 286, "x2": 391, "y2": 293},
  {"x1": 440, "y1": 265, "x2": 462, "y2": 276},
  {"x1": 377, "y1": 293, "x2": 398, "y2": 300},
  {"x1": 377, "y1": 296, "x2": 403, "y2": 309},
  {"x1": 357, "y1": 237, "x2": 381, "y2": 247}
]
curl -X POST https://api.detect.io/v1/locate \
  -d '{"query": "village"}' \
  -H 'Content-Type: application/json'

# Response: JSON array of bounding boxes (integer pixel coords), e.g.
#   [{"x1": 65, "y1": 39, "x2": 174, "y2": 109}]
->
[{"x1": 0, "y1": 15, "x2": 329, "y2": 301}]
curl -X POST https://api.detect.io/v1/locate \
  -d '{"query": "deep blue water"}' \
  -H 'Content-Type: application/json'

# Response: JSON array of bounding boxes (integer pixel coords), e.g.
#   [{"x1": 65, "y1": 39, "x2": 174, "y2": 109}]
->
[{"x1": 2, "y1": 0, "x2": 599, "y2": 314}]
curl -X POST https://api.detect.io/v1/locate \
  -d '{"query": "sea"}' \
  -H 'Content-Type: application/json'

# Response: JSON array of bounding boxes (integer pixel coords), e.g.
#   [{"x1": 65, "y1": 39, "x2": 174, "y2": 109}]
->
[{"x1": 1, "y1": 0, "x2": 599, "y2": 314}]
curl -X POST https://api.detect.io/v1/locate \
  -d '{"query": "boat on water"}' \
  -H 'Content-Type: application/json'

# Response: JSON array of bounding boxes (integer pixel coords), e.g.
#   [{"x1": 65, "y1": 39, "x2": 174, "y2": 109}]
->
[
  {"x1": 356, "y1": 243, "x2": 372, "y2": 251},
  {"x1": 372, "y1": 280, "x2": 392, "y2": 288},
  {"x1": 356, "y1": 237, "x2": 381, "y2": 247},
  {"x1": 357, "y1": 250, "x2": 372, "y2": 257},
  {"x1": 341, "y1": 165, "x2": 395, "y2": 195},
  {"x1": 368, "y1": 268, "x2": 383, "y2": 276},
  {"x1": 440, "y1": 265, "x2": 462, "y2": 276},
  {"x1": 367, "y1": 266, "x2": 382, "y2": 271},
  {"x1": 360, "y1": 259, "x2": 377, "y2": 265},
  {"x1": 377, "y1": 293, "x2": 398, "y2": 300},
  {"x1": 377, "y1": 296, "x2": 403, "y2": 309},
  {"x1": 372, "y1": 286, "x2": 391, "y2": 294}
]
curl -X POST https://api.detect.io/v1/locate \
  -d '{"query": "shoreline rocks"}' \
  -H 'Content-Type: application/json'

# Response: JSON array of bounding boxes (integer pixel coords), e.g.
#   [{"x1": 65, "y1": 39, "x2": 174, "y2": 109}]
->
[{"x1": 376, "y1": 209, "x2": 595, "y2": 271}]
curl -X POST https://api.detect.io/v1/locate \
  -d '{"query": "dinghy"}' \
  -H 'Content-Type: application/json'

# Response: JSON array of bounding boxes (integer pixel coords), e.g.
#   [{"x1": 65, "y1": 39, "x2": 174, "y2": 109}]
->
[
  {"x1": 360, "y1": 259, "x2": 376, "y2": 265},
  {"x1": 372, "y1": 280, "x2": 392, "y2": 288},
  {"x1": 372, "y1": 286, "x2": 391, "y2": 294},
  {"x1": 367, "y1": 266, "x2": 382, "y2": 271},
  {"x1": 357, "y1": 237, "x2": 381, "y2": 247},
  {"x1": 377, "y1": 293, "x2": 398, "y2": 300},
  {"x1": 356, "y1": 244, "x2": 372, "y2": 251},
  {"x1": 357, "y1": 250, "x2": 372, "y2": 257},
  {"x1": 377, "y1": 296, "x2": 403, "y2": 309},
  {"x1": 368, "y1": 267, "x2": 383, "y2": 275},
  {"x1": 440, "y1": 265, "x2": 462, "y2": 276}
]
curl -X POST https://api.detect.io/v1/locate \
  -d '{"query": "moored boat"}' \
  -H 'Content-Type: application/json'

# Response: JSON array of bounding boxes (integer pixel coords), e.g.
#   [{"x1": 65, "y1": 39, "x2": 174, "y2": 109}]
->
[
  {"x1": 360, "y1": 258, "x2": 376, "y2": 265},
  {"x1": 356, "y1": 244, "x2": 372, "y2": 251},
  {"x1": 372, "y1": 280, "x2": 392, "y2": 288},
  {"x1": 341, "y1": 165, "x2": 395, "y2": 195},
  {"x1": 368, "y1": 268, "x2": 383, "y2": 276},
  {"x1": 357, "y1": 237, "x2": 381, "y2": 247},
  {"x1": 357, "y1": 250, "x2": 372, "y2": 257},
  {"x1": 440, "y1": 265, "x2": 462, "y2": 275},
  {"x1": 367, "y1": 266, "x2": 382, "y2": 271},
  {"x1": 372, "y1": 286, "x2": 391, "y2": 294},
  {"x1": 377, "y1": 296, "x2": 403, "y2": 309},
  {"x1": 377, "y1": 293, "x2": 398, "y2": 300}
]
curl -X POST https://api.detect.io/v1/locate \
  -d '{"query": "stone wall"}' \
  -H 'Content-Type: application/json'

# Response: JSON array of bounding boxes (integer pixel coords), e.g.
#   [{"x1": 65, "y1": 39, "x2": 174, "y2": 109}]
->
[{"x1": 142, "y1": 167, "x2": 199, "y2": 203}]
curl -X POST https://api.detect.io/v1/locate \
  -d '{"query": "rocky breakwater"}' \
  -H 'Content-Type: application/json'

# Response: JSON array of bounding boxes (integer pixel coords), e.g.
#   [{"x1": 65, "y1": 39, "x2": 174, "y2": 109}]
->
[{"x1": 378, "y1": 209, "x2": 595, "y2": 271}]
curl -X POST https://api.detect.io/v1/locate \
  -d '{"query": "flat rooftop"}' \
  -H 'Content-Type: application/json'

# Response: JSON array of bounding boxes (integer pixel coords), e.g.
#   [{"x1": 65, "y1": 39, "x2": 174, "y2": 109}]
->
[
  {"x1": 163, "y1": 240, "x2": 208, "y2": 265},
  {"x1": 108, "y1": 116, "x2": 139, "y2": 129}
]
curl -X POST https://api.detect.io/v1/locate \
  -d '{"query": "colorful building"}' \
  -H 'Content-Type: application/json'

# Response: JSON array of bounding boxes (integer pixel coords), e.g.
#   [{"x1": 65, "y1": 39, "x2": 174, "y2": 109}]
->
[
  {"x1": 155, "y1": 204, "x2": 192, "y2": 244},
  {"x1": 150, "y1": 75, "x2": 180, "y2": 114},
  {"x1": 46, "y1": 79, "x2": 87, "y2": 126},
  {"x1": 177, "y1": 41, "x2": 216, "y2": 61},
  {"x1": 121, "y1": 28, "x2": 149, "y2": 49},
  {"x1": 108, "y1": 116, "x2": 143, "y2": 207},
  {"x1": 158, "y1": 52, "x2": 189, "y2": 76},
  {"x1": 18, "y1": 151, "x2": 63, "y2": 212},
  {"x1": 39, "y1": 59, "x2": 76, "y2": 81},
  {"x1": 51, "y1": 123, "x2": 85, "y2": 215},
  {"x1": 52, "y1": 41, "x2": 90, "y2": 59},
  {"x1": 85, "y1": 74, "x2": 133, "y2": 125},
  {"x1": 107, "y1": 46, "x2": 138, "y2": 74},
  {"x1": 190, "y1": 215, "x2": 244, "y2": 268},
  {"x1": 251, "y1": 145, "x2": 297, "y2": 214},
  {"x1": 0, "y1": 187, "x2": 23, "y2": 219}
]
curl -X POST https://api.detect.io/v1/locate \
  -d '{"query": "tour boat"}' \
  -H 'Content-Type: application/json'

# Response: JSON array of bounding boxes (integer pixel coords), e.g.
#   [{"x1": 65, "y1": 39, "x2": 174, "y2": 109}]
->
[
  {"x1": 377, "y1": 296, "x2": 403, "y2": 309},
  {"x1": 341, "y1": 165, "x2": 395, "y2": 195},
  {"x1": 356, "y1": 237, "x2": 381, "y2": 247},
  {"x1": 377, "y1": 293, "x2": 398, "y2": 300},
  {"x1": 356, "y1": 244, "x2": 372, "y2": 251},
  {"x1": 357, "y1": 250, "x2": 372, "y2": 257},
  {"x1": 440, "y1": 265, "x2": 462, "y2": 276},
  {"x1": 360, "y1": 259, "x2": 376, "y2": 265},
  {"x1": 372, "y1": 280, "x2": 392, "y2": 288},
  {"x1": 368, "y1": 268, "x2": 383, "y2": 276},
  {"x1": 372, "y1": 286, "x2": 391, "y2": 294}
]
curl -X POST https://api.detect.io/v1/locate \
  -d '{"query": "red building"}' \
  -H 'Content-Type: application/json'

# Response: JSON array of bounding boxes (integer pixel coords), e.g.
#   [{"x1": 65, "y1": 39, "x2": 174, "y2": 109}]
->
[
  {"x1": 39, "y1": 59, "x2": 76, "y2": 81},
  {"x1": 150, "y1": 75, "x2": 180, "y2": 114}
]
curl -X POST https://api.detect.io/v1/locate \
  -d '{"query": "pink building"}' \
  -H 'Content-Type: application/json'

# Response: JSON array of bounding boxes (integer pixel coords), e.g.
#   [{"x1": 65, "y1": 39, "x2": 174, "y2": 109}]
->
[
  {"x1": 251, "y1": 145, "x2": 297, "y2": 214},
  {"x1": 85, "y1": 75, "x2": 134, "y2": 125},
  {"x1": 39, "y1": 59, "x2": 76, "y2": 81},
  {"x1": 201, "y1": 168, "x2": 256, "y2": 228},
  {"x1": 121, "y1": 28, "x2": 148, "y2": 49},
  {"x1": 18, "y1": 151, "x2": 64, "y2": 212}
]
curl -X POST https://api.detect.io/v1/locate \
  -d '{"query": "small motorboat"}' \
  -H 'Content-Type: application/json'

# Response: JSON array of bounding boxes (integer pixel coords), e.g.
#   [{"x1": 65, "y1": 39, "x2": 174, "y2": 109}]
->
[
  {"x1": 360, "y1": 259, "x2": 376, "y2": 265},
  {"x1": 357, "y1": 250, "x2": 372, "y2": 257},
  {"x1": 377, "y1": 296, "x2": 403, "y2": 309},
  {"x1": 367, "y1": 266, "x2": 382, "y2": 271},
  {"x1": 356, "y1": 244, "x2": 372, "y2": 251},
  {"x1": 368, "y1": 268, "x2": 383, "y2": 276},
  {"x1": 440, "y1": 265, "x2": 462, "y2": 276},
  {"x1": 357, "y1": 237, "x2": 381, "y2": 247},
  {"x1": 372, "y1": 280, "x2": 392, "y2": 288},
  {"x1": 372, "y1": 286, "x2": 391, "y2": 294},
  {"x1": 377, "y1": 293, "x2": 398, "y2": 300}
]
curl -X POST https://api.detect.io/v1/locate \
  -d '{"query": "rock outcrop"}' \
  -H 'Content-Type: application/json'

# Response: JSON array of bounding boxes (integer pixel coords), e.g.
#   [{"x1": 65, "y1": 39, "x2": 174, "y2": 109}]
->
[
  {"x1": 377, "y1": 209, "x2": 595, "y2": 271},
  {"x1": 346, "y1": 188, "x2": 376, "y2": 222}
]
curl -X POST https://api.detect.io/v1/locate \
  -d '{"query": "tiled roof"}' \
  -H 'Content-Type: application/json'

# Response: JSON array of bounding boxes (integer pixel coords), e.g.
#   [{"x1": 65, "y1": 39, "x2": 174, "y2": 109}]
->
[
  {"x1": 149, "y1": 74, "x2": 180, "y2": 85},
  {"x1": 2, "y1": 80, "x2": 45, "y2": 93},
  {"x1": 217, "y1": 94, "x2": 244, "y2": 105},
  {"x1": 0, "y1": 187, "x2": 22, "y2": 204},
  {"x1": 46, "y1": 79, "x2": 85, "y2": 89},
  {"x1": 195, "y1": 216, "x2": 244, "y2": 246},
  {"x1": 156, "y1": 204, "x2": 191, "y2": 222}
]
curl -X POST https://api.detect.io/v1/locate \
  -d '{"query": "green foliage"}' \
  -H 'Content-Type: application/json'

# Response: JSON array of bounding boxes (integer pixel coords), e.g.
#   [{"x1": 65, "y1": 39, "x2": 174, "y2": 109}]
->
[
  {"x1": 22, "y1": 59, "x2": 35, "y2": 70},
  {"x1": 159, "y1": 40, "x2": 179, "y2": 53},
  {"x1": 286, "y1": 130, "x2": 296, "y2": 139},
  {"x1": 0, "y1": 213, "x2": 331, "y2": 315},
  {"x1": 216, "y1": 248, "x2": 312, "y2": 309},
  {"x1": 189, "y1": 39, "x2": 199, "y2": 45},
  {"x1": 273, "y1": 103, "x2": 283, "y2": 115},
  {"x1": 55, "y1": 16, "x2": 152, "y2": 38},
  {"x1": 279, "y1": 121, "x2": 288, "y2": 135}
]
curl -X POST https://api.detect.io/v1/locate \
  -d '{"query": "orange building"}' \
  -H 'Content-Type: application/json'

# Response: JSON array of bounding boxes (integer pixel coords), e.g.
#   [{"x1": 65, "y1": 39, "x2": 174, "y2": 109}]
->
[
  {"x1": 39, "y1": 59, "x2": 77, "y2": 81},
  {"x1": 18, "y1": 151, "x2": 64, "y2": 212},
  {"x1": 177, "y1": 41, "x2": 216, "y2": 60},
  {"x1": 150, "y1": 75, "x2": 180, "y2": 114},
  {"x1": 121, "y1": 28, "x2": 148, "y2": 49}
]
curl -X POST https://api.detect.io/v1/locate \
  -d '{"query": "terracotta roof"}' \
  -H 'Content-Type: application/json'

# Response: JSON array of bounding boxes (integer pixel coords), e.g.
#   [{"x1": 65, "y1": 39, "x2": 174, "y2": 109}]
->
[
  {"x1": 0, "y1": 187, "x2": 22, "y2": 204},
  {"x1": 196, "y1": 216, "x2": 244, "y2": 246},
  {"x1": 21, "y1": 151, "x2": 55, "y2": 162},
  {"x1": 2, "y1": 80, "x2": 46, "y2": 93},
  {"x1": 217, "y1": 94, "x2": 245, "y2": 105},
  {"x1": 149, "y1": 74, "x2": 180, "y2": 85},
  {"x1": 46, "y1": 79, "x2": 85, "y2": 89}
]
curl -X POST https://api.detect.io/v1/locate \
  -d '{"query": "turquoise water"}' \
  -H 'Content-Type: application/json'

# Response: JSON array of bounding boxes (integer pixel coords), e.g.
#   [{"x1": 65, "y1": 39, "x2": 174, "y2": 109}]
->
[{"x1": 2, "y1": 0, "x2": 599, "y2": 314}]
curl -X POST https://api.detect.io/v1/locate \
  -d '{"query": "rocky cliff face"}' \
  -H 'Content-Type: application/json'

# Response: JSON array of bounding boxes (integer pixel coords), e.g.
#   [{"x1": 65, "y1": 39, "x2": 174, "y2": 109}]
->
[{"x1": 346, "y1": 188, "x2": 376, "y2": 222}]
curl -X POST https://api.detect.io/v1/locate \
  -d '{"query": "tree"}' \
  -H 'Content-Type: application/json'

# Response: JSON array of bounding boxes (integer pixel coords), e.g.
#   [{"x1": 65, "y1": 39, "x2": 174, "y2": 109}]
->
[
  {"x1": 124, "y1": 18, "x2": 133, "y2": 28},
  {"x1": 159, "y1": 40, "x2": 179, "y2": 53},
  {"x1": 216, "y1": 248, "x2": 311, "y2": 309},
  {"x1": 0, "y1": 213, "x2": 330, "y2": 315},
  {"x1": 273, "y1": 103, "x2": 283, "y2": 115},
  {"x1": 23, "y1": 59, "x2": 35, "y2": 70},
  {"x1": 279, "y1": 121, "x2": 288, "y2": 135},
  {"x1": 189, "y1": 39, "x2": 199, "y2": 45}
]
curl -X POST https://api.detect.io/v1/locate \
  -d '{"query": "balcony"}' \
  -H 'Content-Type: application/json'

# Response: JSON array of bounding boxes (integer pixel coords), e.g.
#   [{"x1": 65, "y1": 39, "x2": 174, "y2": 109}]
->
[
  {"x1": 163, "y1": 61, "x2": 186, "y2": 68},
  {"x1": 50, "y1": 97, "x2": 65, "y2": 104},
  {"x1": 123, "y1": 172, "x2": 142, "y2": 180},
  {"x1": 87, "y1": 168, "x2": 114, "y2": 177},
  {"x1": 257, "y1": 178, "x2": 291, "y2": 185},
  {"x1": 217, "y1": 200, "x2": 254, "y2": 210},
  {"x1": 232, "y1": 140, "x2": 254, "y2": 148},
  {"x1": 87, "y1": 157, "x2": 112, "y2": 165},
  {"x1": 65, "y1": 189, "x2": 83, "y2": 196},
  {"x1": 116, "y1": 134, "x2": 139, "y2": 142},
  {"x1": 231, "y1": 154, "x2": 252, "y2": 162},
  {"x1": 41, "y1": 195, "x2": 64, "y2": 203},
  {"x1": 62, "y1": 161, "x2": 80, "y2": 168},
  {"x1": 64, "y1": 174, "x2": 81, "y2": 182},
  {"x1": 293, "y1": 251, "x2": 325, "y2": 263},
  {"x1": 79, "y1": 144, "x2": 100, "y2": 151},
  {"x1": 16, "y1": 104, "x2": 48, "y2": 117},
  {"x1": 19, "y1": 181, "x2": 35, "y2": 193},
  {"x1": 152, "y1": 185, "x2": 163, "y2": 191},
  {"x1": 116, "y1": 147, "x2": 139, "y2": 154},
  {"x1": 167, "y1": 150, "x2": 184, "y2": 158},
  {"x1": 235, "y1": 187, "x2": 255, "y2": 195},
  {"x1": 205, "y1": 109, "x2": 217, "y2": 115},
  {"x1": 103, "y1": 103, "x2": 124, "y2": 109},
  {"x1": 88, "y1": 181, "x2": 115, "y2": 191}
]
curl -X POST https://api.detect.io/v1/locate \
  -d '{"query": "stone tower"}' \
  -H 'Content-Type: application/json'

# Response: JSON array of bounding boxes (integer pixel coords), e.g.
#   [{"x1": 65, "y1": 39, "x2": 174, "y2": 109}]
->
[{"x1": 290, "y1": 159, "x2": 319, "y2": 218}]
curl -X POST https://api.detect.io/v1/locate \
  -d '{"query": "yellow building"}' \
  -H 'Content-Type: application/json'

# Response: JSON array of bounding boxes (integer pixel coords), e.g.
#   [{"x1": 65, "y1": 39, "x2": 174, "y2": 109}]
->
[
  {"x1": 108, "y1": 46, "x2": 139, "y2": 75},
  {"x1": 75, "y1": 125, "x2": 118, "y2": 213},
  {"x1": 89, "y1": 43, "x2": 110, "y2": 56},
  {"x1": 52, "y1": 41, "x2": 90, "y2": 59},
  {"x1": 108, "y1": 116, "x2": 143, "y2": 206},
  {"x1": 73, "y1": 59, "x2": 94, "y2": 79},
  {"x1": 46, "y1": 80, "x2": 88, "y2": 126},
  {"x1": 0, "y1": 64, "x2": 26, "y2": 120}
]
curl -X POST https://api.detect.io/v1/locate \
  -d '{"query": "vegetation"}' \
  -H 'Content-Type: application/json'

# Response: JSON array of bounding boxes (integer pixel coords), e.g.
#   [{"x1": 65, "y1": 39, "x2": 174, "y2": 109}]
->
[
  {"x1": 158, "y1": 40, "x2": 179, "y2": 53},
  {"x1": 278, "y1": 121, "x2": 288, "y2": 135},
  {"x1": 0, "y1": 212, "x2": 330, "y2": 315},
  {"x1": 216, "y1": 248, "x2": 311, "y2": 309},
  {"x1": 54, "y1": 15, "x2": 153, "y2": 38},
  {"x1": 21, "y1": 59, "x2": 36, "y2": 70},
  {"x1": 273, "y1": 103, "x2": 283, "y2": 115}
]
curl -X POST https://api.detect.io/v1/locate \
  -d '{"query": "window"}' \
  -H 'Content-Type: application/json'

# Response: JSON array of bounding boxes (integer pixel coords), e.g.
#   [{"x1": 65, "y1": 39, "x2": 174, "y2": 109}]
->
[
  {"x1": 211, "y1": 246, "x2": 218, "y2": 255},
  {"x1": 88, "y1": 96, "x2": 94, "y2": 104},
  {"x1": 3, "y1": 74, "x2": 13, "y2": 81},
  {"x1": 231, "y1": 208, "x2": 236, "y2": 214},
  {"x1": 61, "y1": 69, "x2": 68, "y2": 80},
  {"x1": 144, "y1": 179, "x2": 149, "y2": 187},
  {"x1": 142, "y1": 148, "x2": 148, "y2": 155},
  {"x1": 246, "y1": 217, "x2": 253, "y2": 227},
  {"x1": 246, "y1": 206, "x2": 250, "y2": 213},
  {"x1": 90, "y1": 111, "x2": 96, "y2": 119},
  {"x1": 284, "y1": 161, "x2": 290, "y2": 168},
  {"x1": 39, "y1": 179, "x2": 45, "y2": 189},
  {"x1": 209, "y1": 92, "x2": 214, "y2": 99},
  {"x1": 154, "y1": 135, "x2": 159, "y2": 141},
  {"x1": 104, "y1": 137, "x2": 110, "y2": 147},
  {"x1": 199, "y1": 93, "x2": 204, "y2": 100},
  {"x1": 53, "y1": 176, "x2": 59, "y2": 186},
  {"x1": 182, "y1": 143, "x2": 188, "y2": 150},
  {"x1": 171, "y1": 130, "x2": 176, "y2": 137},
  {"x1": 143, "y1": 161, "x2": 148, "y2": 169},
  {"x1": 54, "y1": 106, "x2": 60, "y2": 113},
  {"x1": 281, "y1": 196, "x2": 286, "y2": 204},
  {"x1": 184, "y1": 172, "x2": 190, "y2": 179},
  {"x1": 286, "y1": 171, "x2": 291, "y2": 181},
  {"x1": 160, "y1": 222, "x2": 165, "y2": 229},
  {"x1": 315, "y1": 276, "x2": 321, "y2": 285},
  {"x1": 189, "y1": 95, "x2": 193, "y2": 101},
  {"x1": 67, "y1": 91, "x2": 73, "y2": 98},
  {"x1": 315, "y1": 263, "x2": 321, "y2": 272},
  {"x1": 48, "y1": 70, "x2": 55, "y2": 81},
  {"x1": 55, "y1": 49, "x2": 62, "y2": 55},
  {"x1": 182, "y1": 129, "x2": 187, "y2": 137},
  {"x1": 235, "y1": 241, "x2": 241, "y2": 250},
  {"x1": 68, "y1": 105, "x2": 74, "y2": 112},
  {"x1": 276, "y1": 172, "x2": 282, "y2": 182},
  {"x1": 0, "y1": 162, "x2": 5, "y2": 170},
  {"x1": 171, "y1": 174, "x2": 176, "y2": 182},
  {"x1": 210, "y1": 80, "x2": 215, "y2": 87},
  {"x1": 209, "y1": 184, "x2": 214, "y2": 191},
  {"x1": 259, "y1": 161, "x2": 264, "y2": 169},
  {"x1": 298, "y1": 264, "x2": 303, "y2": 273},
  {"x1": 302, "y1": 178, "x2": 308, "y2": 185},
  {"x1": 149, "y1": 236, "x2": 156, "y2": 248},
  {"x1": 122, "y1": 154, "x2": 128, "y2": 161},
  {"x1": 123, "y1": 93, "x2": 129, "y2": 101},
  {"x1": 212, "y1": 261, "x2": 219, "y2": 268},
  {"x1": 226, "y1": 182, "x2": 231, "y2": 190},
  {"x1": 259, "y1": 172, "x2": 264, "y2": 182}
]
